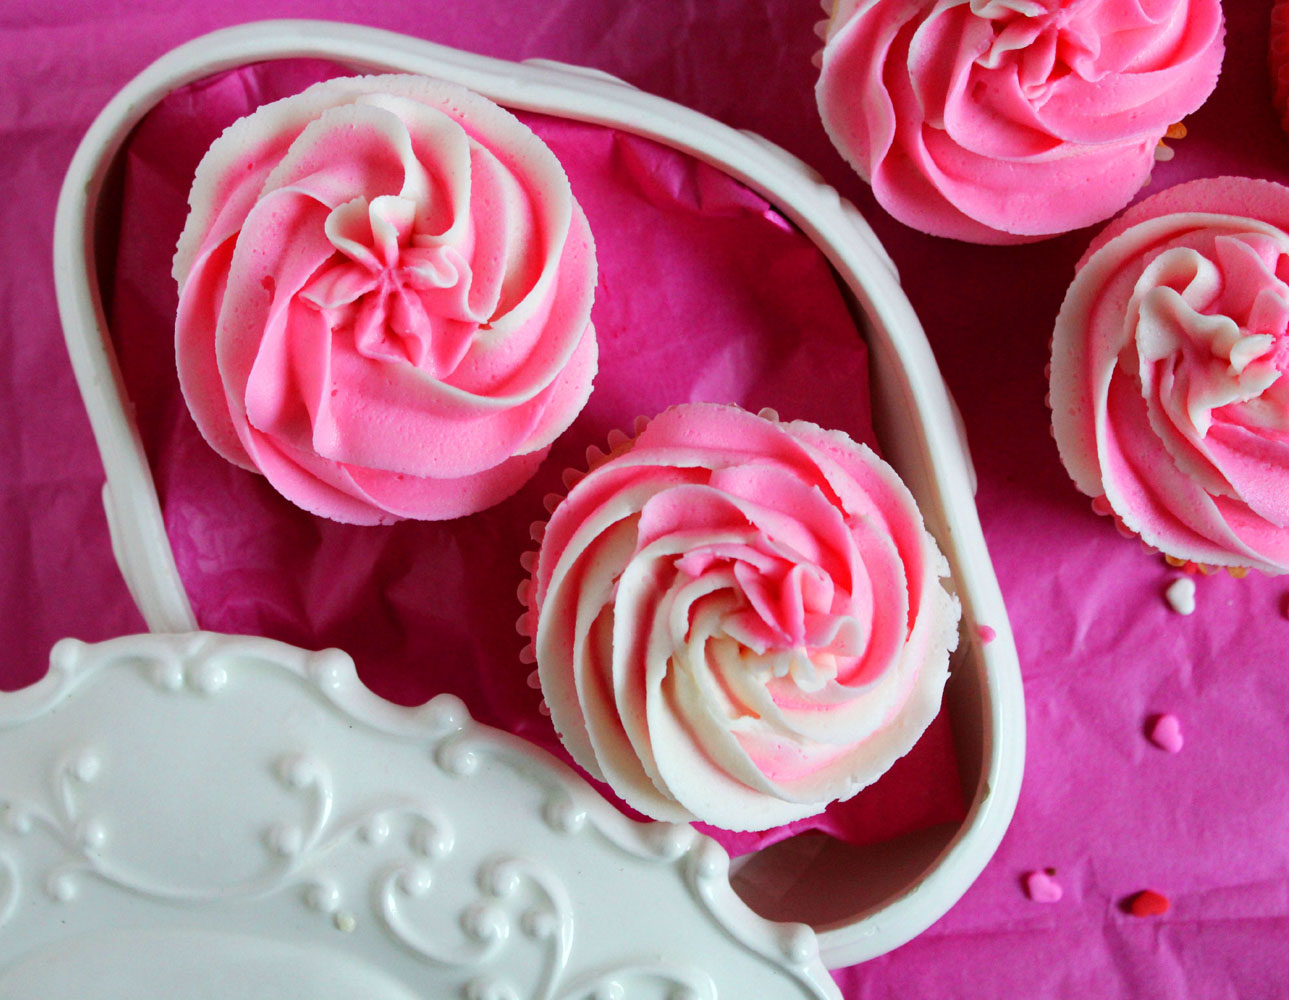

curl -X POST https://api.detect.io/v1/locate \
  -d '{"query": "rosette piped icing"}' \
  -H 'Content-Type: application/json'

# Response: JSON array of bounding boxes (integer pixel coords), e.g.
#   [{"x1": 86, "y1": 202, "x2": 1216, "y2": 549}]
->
[
  {"x1": 173, "y1": 75, "x2": 597, "y2": 524},
  {"x1": 1050, "y1": 177, "x2": 1289, "y2": 574},
  {"x1": 524, "y1": 404, "x2": 961, "y2": 831},
  {"x1": 815, "y1": 0, "x2": 1225, "y2": 244}
]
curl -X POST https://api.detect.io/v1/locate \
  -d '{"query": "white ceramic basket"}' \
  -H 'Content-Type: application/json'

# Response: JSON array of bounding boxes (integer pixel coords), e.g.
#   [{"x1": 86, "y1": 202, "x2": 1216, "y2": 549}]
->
[{"x1": 51, "y1": 19, "x2": 1024, "y2": 968}]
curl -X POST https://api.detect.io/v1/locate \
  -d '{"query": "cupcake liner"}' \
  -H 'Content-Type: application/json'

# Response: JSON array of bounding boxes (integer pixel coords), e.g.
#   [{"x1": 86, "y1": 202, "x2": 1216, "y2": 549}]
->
[
  {"x1": 810, "y1": 0, "x2": 842, "y2": 69},
  {"x1": 515, "y1": 414, "x2": 657, "y2": 699},
  {"x1": 1049, "y1": 370, "x2": 1260, "y2": 579}
]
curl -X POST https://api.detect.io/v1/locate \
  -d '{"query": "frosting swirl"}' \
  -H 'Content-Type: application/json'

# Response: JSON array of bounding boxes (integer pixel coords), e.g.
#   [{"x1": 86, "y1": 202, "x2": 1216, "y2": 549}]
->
[
  {"x1": 174, "y1": 75, "x2": 597, "y2": 524},
  {"x1": 1051, "y1": 177, "x2": 1289, "y2": 573},
  {"x1": 528, "y1": 404, "x2": 960, "y2": 830},
  {"x1": 816, "y1": 0, "x2": 1225, "y2": 243}
]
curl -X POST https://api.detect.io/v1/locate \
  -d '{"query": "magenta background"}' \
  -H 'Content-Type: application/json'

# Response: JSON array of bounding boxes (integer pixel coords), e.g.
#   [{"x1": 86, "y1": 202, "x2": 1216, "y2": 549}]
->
[{"x1": 3, "y1": 1, "x2": 1288, "y2": 996}]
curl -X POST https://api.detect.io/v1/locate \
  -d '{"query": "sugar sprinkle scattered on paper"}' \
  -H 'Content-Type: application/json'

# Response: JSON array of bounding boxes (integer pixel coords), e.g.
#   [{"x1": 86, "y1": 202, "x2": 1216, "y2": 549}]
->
[
  {"x1": 1165, "y1": 577, "x2": 1196, "y2": 615},
  {"x1": 1148, "y1": 713, "x2": 1184, "y2": 753},
  {"x1": 1127, "y1": 889, "x2": 1170, "y2": 917},
  {"x1": 1025, "y1": 870, "x2": 1063, "y2": 903}
]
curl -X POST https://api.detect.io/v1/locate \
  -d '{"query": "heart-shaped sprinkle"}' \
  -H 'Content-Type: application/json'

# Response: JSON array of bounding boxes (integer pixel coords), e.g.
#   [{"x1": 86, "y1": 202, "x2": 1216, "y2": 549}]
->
[
  {"x1": 1165, "y1": 577, "x2": 1196, "y2": 615},
  {"x1": 1128, "y1": 889, "x2": 1170, "y2": 917},
  {"x1": 977, "y1": 624, "x2": 997, "y2": 645},
  {"x1": 1148, "y1": 713, "x2": 1184, "y2": 753},
  {"x1": 1025, "y1": 870, "x2": 1063, "y2": 903}
]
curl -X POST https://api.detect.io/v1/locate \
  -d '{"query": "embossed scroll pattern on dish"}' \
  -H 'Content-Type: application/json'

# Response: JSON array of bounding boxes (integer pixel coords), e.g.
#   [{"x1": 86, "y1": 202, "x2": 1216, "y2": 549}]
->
[{"x1": 0, "y1": 632, "x2": 840, "y2": 999}]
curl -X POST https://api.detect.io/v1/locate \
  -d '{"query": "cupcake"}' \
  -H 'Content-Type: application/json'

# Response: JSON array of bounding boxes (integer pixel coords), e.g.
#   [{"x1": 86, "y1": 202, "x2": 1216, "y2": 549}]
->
[
  {"x1": 521, "y1": 404, "x2": 961, "y2": 831},
  {"x1": 174, "y1": 75, "x2": 597, "y2": 525},
  {"x1": 1050, "y1": 176, "x2": 1289, "y2": 575},
  {"x1": 815, "y1": 0, "x2": 1225, "y2": 244}
]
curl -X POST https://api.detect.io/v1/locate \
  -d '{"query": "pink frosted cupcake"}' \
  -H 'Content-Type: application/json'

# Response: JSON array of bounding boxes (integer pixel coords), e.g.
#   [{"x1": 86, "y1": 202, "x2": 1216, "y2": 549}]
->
[
  {"x1": 815, "y1": 0, "x2": 1225, "y2": 244},
  {"x1": 1050, "y1": 177, "x2": 1289, "y2": 575},
  {"x1": 521, "y1": 404, "x2": 961, "y2": 831},
  {"x1": 174, "y1": 75, "x2": 597, "y2": 525}
]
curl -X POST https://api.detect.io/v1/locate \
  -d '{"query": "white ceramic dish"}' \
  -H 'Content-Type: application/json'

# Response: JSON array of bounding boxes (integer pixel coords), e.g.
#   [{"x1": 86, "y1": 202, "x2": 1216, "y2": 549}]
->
[
  {"x1": 0, "y1": 631, "x2": 841, "y2": 999},
  {"x1": 51, "y1": 19, "x2": 1024, "y2": 967}
]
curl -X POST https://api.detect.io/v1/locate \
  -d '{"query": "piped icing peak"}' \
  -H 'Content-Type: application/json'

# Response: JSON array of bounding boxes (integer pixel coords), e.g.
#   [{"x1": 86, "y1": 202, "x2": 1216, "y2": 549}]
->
[
  {"x1": 1051, "y1": 177, "x2": 1289, "y2": 575},
  {"x1": 174, "y1": 75, "x2": 597, "y2": 524},
  {"x1": 816, "y1": 0, "x2": 1225, "y2": 244},
  {"x1": 527, "y1": 404, "x2": 960, "y2": 831}
]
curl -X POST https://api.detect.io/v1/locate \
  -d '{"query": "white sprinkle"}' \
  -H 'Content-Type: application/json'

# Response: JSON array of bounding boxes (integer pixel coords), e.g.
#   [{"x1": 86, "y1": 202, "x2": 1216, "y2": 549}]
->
[{"x1": 1165, "y1": 577, "x2": 1196, "y2": 615}]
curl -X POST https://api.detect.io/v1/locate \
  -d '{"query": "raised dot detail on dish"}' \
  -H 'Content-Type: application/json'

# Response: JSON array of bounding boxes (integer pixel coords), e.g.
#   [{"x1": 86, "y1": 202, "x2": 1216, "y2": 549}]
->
[
  {"x1": 521, "y1": 907, "x2": 557, "y2": 940},
  {"x1": 47, "y1": 873, "x2": 77, "y2": 903},
  {"x1": 70, "y1": 751, "x2": 101, "y2": 784},
  {"x1": 3, "y1": 805, "x2": 32, "y2": 836},
  {"x1": 304, "y1": 880, "x2": 341, "y2": 914},
  {"x1": 190, "y1": 662, "x2": 227, "y2": 695},
  {"x1": 1165, "y1": 578, "x2": 1197, "y2": 616},
  {"x1": 77, "y1": 818, "x2": 108, "y2": 851},
  {"x1": 265, "y1": 822, "x2": 303, "y2": 857},
  {"x1": 359, "y1": 815, "x2": 390, "y2": 845},
  {"x1": 397, "y1": 865, "x2": 433, "y2": 897},
  {"x1": 152, "y1": 661, "x2": 185, "y2": 692}
]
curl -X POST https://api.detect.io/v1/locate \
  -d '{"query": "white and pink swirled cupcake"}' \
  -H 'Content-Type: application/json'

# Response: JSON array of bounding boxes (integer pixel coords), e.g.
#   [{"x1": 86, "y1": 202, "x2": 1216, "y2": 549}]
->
[
  {"x1": 815, "y1": 0, "x2": 1225, "y2": 244},
  {"x1": 1051, "y1": 177, "x2": 1289, "y2": 575},
  {"x1": 521, "y1": 404, "x2": 961, "y2": 831},
  {"x1": 173, "y1": 75, "x2": 597, "y2": 524}
]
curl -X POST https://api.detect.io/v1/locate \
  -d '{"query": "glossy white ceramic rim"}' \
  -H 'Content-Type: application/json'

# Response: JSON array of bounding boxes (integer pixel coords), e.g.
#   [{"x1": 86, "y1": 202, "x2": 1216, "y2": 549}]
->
[{"x1": 51, "y1": 19, "x2": 1024, "y2": 969}]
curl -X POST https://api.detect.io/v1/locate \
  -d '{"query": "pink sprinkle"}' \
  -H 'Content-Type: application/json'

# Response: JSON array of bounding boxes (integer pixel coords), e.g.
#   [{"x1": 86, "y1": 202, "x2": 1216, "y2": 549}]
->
[
  {"x1": 1148, "y1": 713, "x2": 1184, "y2": 754},
  {"x1": 1025, "y1": 870, "x2": 1063, "y2": 903},
  {"x1": 976, "y1": 624, "x2": 997, "y2": 645}
]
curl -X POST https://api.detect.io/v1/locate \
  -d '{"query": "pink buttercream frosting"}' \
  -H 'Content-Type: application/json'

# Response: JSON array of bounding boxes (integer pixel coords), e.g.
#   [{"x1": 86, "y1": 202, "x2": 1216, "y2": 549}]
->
[
  {"x1": 174, "y1": 75, "x2": 597, "y2": 524},
  {"x1": 1051, "y1": 177, "x2": 1289, "y2": 574},
  {"x1": 816, "y1": 0, "x2": 1225, "y2": 244},
  {"x1": 527, "y1": 404, "x2": 961, "y2": 831}
]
